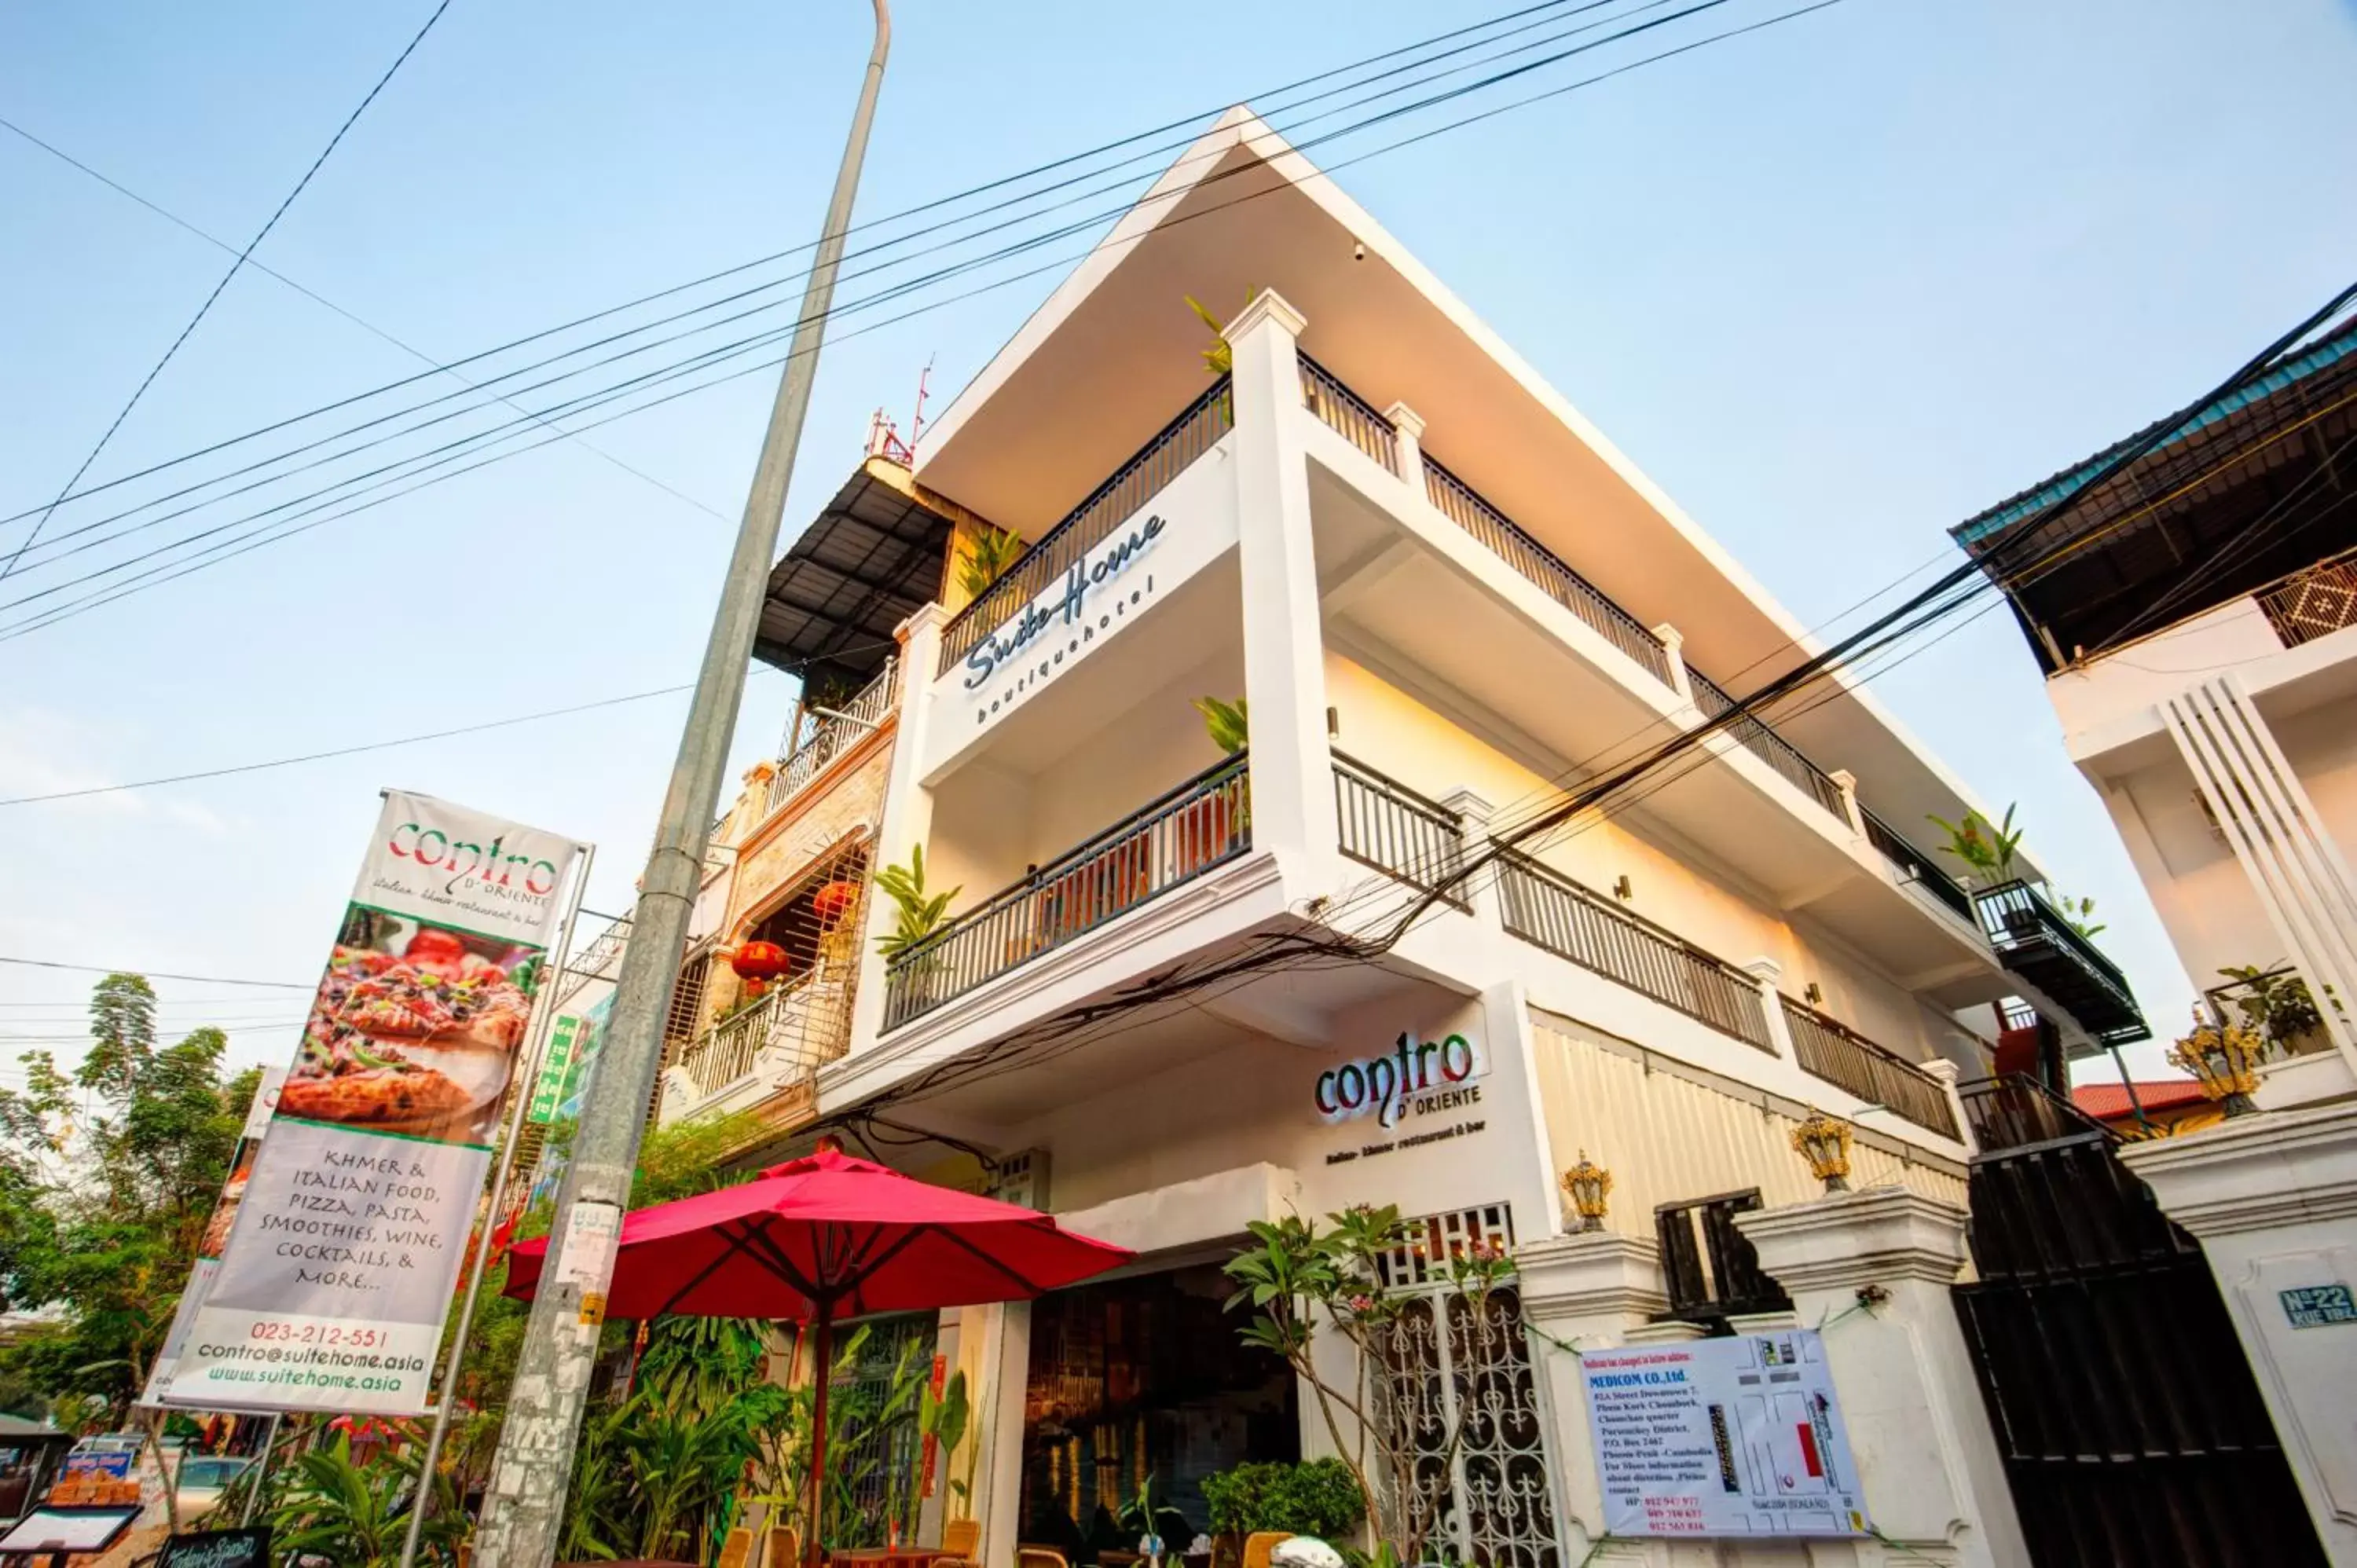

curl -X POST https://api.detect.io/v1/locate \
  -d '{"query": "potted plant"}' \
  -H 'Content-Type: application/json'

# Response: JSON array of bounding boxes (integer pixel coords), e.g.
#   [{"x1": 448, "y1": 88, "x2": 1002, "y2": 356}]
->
[
  {"x1": 1926, "y1": 804, "x2": 2023, "y2": 890},
  {"x1": 875, "y1": 846, "x2": 960, "y2": 1009},
  {"x1": 959, "y1": 525, "x2": 1025, "y2": 603},
  {"x1": 1224, "y1": 1206, "x2": 1511, "y2": 1568},
  {"x1": 1202, "y1": 1460, "x2": 1365, "y2": 1566},
  {"x1": 1182, "y1": 698, "x2": 1251, "y2": 874},
  {"x1": 2218, "y1": 964, "x2": 2337, "y2": 1057}
]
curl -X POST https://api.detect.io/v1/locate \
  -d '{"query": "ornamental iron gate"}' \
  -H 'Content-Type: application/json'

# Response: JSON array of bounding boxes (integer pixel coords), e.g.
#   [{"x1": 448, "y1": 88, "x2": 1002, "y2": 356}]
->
[
  {"x1": 1952, "y1": 1077, "x2": 2325, "y2": 1567},
  {"x1": 1372, "y1": 1204, "x2": 1562, "y2": 1568}
]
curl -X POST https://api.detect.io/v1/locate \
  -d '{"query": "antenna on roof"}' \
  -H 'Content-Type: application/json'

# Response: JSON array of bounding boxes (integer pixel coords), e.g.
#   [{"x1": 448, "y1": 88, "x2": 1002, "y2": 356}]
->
[{"x1": 864, "y1": 357, "x2": 937, "y2": 467}]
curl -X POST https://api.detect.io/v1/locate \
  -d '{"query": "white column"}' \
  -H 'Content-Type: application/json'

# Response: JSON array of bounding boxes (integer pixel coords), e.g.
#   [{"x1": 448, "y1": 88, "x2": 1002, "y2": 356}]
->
[
  {"x1": 1735, "y1": 1188, "x2": 2031, "y2": 1568},
  {"x1": 1827, "y1": 766, "x2": 1866, "y2": 837},
  {"x1": 1920, "y1": 1057, "x2": 1976, "y2": 1154},
  {"x1": 2121, "y1": 1104, "x2": 2357, "y2": 1562},
  {"x1": 1741, "y1": 955, "x2": 1794, "y2": 1060},
  {"x1": 1383, "y1": 399, "x2": 1426, "y2": 489},
  {"x1": 976, "y1": 1299, "x2": 1032, "y2": 1568},
  {"x1": 1223, "y1": 290, "x2": 1343, "y2": 894},
  {"x1": 1651, "y1": 621, "x2": 1695, "y2": 707},
  {"x1": 2161, "y1": 672, "x2": 2357, "y2": 1082},
  {"x1": 850, "y1": 603, "x2": 945, "y2": 1056},
  {"x1": 1515, "y1": 1232, "x2": 1668, "y2": 1565},
  {"x1": 1442, "y1": 786, "x2": 1499, "y2": 926}
]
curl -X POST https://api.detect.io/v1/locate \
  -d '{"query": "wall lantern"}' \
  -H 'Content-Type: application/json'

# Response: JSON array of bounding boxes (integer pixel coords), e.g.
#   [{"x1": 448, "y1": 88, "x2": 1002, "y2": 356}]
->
[
  {"x1": 2166, "y1": 1005, "x2": 2264, "y2": 1117},
  {"x1": 1560, "y1": 1150, "x2": 1613, "y2": 1233},
  {"x1": 1791, "y1": 1113, "x2": 1854, "y2": 1193},
  {"x1": 731, "y1": 939, "x2": 791, "y2": 998}
]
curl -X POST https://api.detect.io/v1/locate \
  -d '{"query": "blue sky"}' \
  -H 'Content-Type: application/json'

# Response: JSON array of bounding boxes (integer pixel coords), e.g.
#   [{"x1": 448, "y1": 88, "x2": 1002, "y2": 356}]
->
[{"x1": 2, "y1": 0, "x2": 2354, "y2": 1086}]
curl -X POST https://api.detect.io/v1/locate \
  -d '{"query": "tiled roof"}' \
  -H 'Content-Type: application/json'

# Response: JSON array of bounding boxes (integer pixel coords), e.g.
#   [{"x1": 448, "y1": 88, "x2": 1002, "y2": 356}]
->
[
  {"x1": 1953, "y1": 316, "x2": 2357, "y2": 550},
  {"x1": 2072, "y1": 1079, "x2": 2213, "y2": 1120}
]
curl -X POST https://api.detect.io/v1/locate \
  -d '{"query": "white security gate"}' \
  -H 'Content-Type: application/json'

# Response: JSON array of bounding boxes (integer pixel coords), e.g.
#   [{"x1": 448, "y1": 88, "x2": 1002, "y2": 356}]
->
[{"x1": 1372, "y1": 1205, "x2": 1562, "y2": 1568}]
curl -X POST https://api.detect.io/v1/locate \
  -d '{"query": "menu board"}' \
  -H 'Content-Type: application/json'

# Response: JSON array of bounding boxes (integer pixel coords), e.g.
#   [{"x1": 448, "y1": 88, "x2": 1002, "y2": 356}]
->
[{"x1": 1579, "y1": 1330, "x2": 1869, "y2": 1538}]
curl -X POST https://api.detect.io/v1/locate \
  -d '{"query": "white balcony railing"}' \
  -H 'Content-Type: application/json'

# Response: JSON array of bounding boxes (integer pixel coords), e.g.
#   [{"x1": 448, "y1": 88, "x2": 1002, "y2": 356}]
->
[{"x1": 764, "y1": 658, "x2": 899, "y2": 822}]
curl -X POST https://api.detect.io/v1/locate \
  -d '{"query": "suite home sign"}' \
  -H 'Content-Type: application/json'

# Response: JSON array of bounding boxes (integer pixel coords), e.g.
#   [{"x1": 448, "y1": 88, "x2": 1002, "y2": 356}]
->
[{"x1": 962, "y1": 511, "x2": 1166, "y2": 724}]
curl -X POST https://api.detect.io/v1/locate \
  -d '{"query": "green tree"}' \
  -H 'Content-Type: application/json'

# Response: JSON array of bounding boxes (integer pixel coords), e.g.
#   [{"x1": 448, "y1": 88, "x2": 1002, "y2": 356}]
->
[{"x1": 0, "y1": 974, "x2": 255, "y2": 1424}]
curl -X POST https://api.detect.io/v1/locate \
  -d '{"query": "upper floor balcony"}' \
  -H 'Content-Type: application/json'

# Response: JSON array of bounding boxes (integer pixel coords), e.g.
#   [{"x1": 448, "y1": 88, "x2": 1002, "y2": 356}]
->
[{"x1": 871, "y1": 744, "x2": 1964, "y2": 1145}]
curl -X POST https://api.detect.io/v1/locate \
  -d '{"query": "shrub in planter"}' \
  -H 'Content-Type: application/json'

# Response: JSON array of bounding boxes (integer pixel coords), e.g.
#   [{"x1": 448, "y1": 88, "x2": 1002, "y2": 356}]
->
[{"x1": 1202, "y1": 1458, "x2": 1365, "y2": 1543}]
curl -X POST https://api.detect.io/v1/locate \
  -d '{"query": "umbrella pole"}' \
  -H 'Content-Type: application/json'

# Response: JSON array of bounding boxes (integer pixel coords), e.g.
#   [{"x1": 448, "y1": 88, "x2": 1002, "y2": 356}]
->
[{"x1": 806, "y1": 1303, "x2": 833, "y2": 1568}]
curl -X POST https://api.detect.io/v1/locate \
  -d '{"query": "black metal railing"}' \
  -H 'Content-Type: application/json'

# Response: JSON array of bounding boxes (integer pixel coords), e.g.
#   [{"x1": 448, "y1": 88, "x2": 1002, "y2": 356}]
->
[
  {"x1": 881, "y1": 754, "x2": 1252, "y2": 1029},
  {"x1": 1655, "y1": 1190, "x2": 1791, "y2": 1323},
  {"x1": 1419, "y1": 455, "x2": 1674, "y2": 685},
  {"x1": 1687, "y1": 670, "x2": 1852, "y2": 822},
  {"x1": 1860, "y1": 805, "x2": 1978, "y2": 925},
  {"x1": 1779, "y1": 995, "x2": 1960, "y2": 1138},
  {"x1": 1959, "y1": 1072, "x2": 2116, "y2": 1155},
  {"x1": 1974, "y1": 879, "x2": 2145, "y2": 1040},
  {"x1": 1299, "y1": 353, "x2": 1398, "y2": 471},
  {"x1": 1332, "y1": 752, "x2": 1467, "y2": 904},
  {"x1": 1494, "y1": 844, "x2": 1775, "y2": 1052},
  {"x1": 937, "y1": 378, "x2": 1233, "y2": 676}
]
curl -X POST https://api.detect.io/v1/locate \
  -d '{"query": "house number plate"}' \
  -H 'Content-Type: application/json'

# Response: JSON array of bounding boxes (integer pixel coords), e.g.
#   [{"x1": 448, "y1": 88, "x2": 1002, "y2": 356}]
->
[{"x1": 2279, "y1": 1283, "x2": 2356, "y2": 1329}]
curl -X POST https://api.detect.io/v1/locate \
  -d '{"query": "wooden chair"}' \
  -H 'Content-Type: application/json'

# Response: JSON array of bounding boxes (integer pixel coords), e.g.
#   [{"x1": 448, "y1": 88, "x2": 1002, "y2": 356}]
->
[
  {"x1": 939, "y1": 1518, "x2": 983, "y2": 1562},
  {"x1": 763, "y1": 1524, "x2": 801, "y2": 1568},
  {"x1": 1242, "y1": 1532, "x2": 1294, "y2": 1568},
  {"x1": 1017, "y1": 1548, "x2": 1072, "y2": 1568},
  {"x1": 718, "y1": 1527, "x2": 757, "y2": 1568}
]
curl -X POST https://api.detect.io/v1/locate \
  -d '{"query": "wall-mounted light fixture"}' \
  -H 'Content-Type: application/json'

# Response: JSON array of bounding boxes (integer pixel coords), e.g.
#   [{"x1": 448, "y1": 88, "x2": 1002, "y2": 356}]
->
[
  {"x1": 1326, "y1": 706, "x2": 1340, "y2": 737},
  {"x1": 1612, "y1": 875, "x2": 1633, "y2": 902},
  {"x1": 1804, "y1": 982, "x2": 1824, "y2": 1006}
]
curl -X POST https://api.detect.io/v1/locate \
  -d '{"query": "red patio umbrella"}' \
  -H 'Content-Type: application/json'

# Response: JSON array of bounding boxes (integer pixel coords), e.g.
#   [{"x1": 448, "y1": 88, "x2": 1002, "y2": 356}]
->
[{"x1": 506, "y1": 1143, "x2": 1132, "y2": 1563}]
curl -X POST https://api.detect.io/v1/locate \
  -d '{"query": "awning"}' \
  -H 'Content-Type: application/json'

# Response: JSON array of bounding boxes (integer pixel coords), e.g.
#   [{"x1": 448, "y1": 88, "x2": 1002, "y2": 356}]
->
[{"x1": 753, "y1": 458, "x2": 959, "y2": 688}]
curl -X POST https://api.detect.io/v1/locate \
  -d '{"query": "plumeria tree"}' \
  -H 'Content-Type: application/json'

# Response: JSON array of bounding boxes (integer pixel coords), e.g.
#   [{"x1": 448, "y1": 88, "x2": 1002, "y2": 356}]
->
[{"x1": 1223, "y1": 1203, "x2": 1514, "y2": 1566}]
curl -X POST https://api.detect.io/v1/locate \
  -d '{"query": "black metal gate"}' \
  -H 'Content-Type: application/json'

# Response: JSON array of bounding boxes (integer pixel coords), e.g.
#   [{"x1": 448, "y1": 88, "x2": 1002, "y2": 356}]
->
[{"x1": 1952, "y1": 1078, "x2": 2325, "y2": 1567}]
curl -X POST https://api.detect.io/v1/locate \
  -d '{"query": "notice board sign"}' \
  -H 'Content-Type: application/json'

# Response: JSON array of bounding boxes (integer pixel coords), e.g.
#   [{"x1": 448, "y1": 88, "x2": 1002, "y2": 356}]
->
[
  {"x1": 156, "y1": 1526, "x2": 273, "y2": 1568},
  {"x1": 1579, "y1": 1329, "x2": 1869, "y2": 1537}
]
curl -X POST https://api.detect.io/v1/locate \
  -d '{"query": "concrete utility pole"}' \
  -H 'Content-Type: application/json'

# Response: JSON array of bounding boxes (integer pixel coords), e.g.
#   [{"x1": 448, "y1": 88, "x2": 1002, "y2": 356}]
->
[{"x1": 471, "y1": 6, "x2": 890, "y2": 1563}]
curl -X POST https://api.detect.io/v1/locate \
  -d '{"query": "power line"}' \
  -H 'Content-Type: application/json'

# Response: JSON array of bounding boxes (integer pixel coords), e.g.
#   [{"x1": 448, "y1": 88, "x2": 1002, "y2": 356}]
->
[
  {"x1": 0, "y1": 682, "x2": 700, "y2": 807},
  {"x1": 0, "y1": 956, "x2": 310, "y2": 988},
  {"x1": 0, "y1": 113, "x2": 731, "y2": 526},
  {"x1": 0, "y1": 0, "x2": 1614, "y2": 533},
  {"x1": 0, "y1": 0, "x2": 456, "y2": 582},
  {"x1": 1, "y1": 0, "x2": 1846, "y2": 640},
  {"x1": 0, "y1": 0, "x2": 1687, "y2": 577}
]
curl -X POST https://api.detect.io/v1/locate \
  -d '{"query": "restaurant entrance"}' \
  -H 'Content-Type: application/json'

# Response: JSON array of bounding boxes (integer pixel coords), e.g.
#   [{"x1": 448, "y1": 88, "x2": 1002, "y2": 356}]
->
[{"x1": 1018, "y1": 1262, "x2": 1297, "y2": 1560}]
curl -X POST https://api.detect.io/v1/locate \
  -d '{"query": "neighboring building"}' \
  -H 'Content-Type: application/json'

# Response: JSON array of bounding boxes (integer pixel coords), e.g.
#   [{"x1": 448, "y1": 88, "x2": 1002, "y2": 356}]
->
[
  {"x1": 1956, "y1": 313, "x2": 2357, "y2": 1561},
  {"x1": 1953, "y1": 314, "x2": 2357, "y2": 1103},
  {"x1": 2070, "y1": 1077, "x2": 2220, "y2": 1138},
  {"x1": 676, "y1": 109, "x2": 2187, "y2": 1568}
]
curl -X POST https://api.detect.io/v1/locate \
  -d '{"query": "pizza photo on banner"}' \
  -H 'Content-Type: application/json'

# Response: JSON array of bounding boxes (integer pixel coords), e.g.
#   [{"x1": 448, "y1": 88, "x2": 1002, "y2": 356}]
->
[{"x1": 166, "y1": 790, "x2": 581, "y2": 1415}]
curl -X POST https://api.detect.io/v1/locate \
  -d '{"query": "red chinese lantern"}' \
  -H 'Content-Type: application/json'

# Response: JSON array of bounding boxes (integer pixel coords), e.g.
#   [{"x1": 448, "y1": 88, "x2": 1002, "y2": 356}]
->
[
  {"x1": 731, "y1": 939, "x2": 791, "y2": 998},
  {"x1": 811, "y1": 879, "x2": 860, "y2": 927}
]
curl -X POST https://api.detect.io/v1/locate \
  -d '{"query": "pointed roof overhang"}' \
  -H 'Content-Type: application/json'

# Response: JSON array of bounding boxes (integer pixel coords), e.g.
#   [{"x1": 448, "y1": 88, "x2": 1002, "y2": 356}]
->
[{"x1": 912, "y1": 109, "x2": 2025, "y2": 866}]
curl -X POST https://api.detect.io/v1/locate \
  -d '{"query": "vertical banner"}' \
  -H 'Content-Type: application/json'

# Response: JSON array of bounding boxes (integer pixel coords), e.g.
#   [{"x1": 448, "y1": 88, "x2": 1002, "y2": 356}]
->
[
  {"x1": 167, "y1": 792, "x2": 579, "y2": 1414},
  {"x1": 141, "y1": 1067, "x2": 286, "y2": 1406}
]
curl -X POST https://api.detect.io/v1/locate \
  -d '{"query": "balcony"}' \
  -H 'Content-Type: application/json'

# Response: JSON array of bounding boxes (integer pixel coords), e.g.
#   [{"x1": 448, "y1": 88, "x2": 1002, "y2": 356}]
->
[
  {"x1": 1778, "y1": 994, "x2": 1959, "y2": 1138},
  {"x1": 1494, "y1": 844, "x2": 1776, "y2": 1053},
  {"x1": 1974, "y1": 880, "x2": 2150, "y2": 1046},
  {"x1": 1860, "y1": 805, "x2": 1978, "y2": 926},
  {"x1": 1688, "y1": 669, "x2": 1850, "y2": 824},
  {"x1": 1420, "y1": 456, "x2": 1674, "y2": 687},
  {"x1": 2257, "y1": 545, "x2": 2357, "y2": 648},
  {"x1": 882, "y1": 753, "x2": 1252, "y2": 1030},
  {"x1": 762, "y1": 658, "x2": 898, "y2": 822},
  {"x1": 665, "y1": 969, "x2": 853, "y2": 1120},
  {"x1": 938, "y1": 377, "x2": 1234, "y2": 679},
  {"x1": 1332, "y1": 752, "x2": 1467, "y2": 907},
  {"x1": 1299, "y1": 354, "x2": 1397, "y2": 471}
]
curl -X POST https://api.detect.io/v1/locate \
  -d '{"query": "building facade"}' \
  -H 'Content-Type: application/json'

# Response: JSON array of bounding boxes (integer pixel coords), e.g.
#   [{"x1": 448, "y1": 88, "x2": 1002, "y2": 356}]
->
[
  {"x1": 1956, "y1": 313, "x2": 2357, "y2": 1560},
  {"x1": 646, "y1": 110, "x2": 2183, "y2": 1566}
]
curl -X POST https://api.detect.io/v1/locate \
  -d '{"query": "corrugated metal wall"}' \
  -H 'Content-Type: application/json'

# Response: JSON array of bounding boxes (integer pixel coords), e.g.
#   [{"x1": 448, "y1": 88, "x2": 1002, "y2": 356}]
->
[{"x1": 1529, "y1": 1008, "x2": 1967, "y2": 1234}]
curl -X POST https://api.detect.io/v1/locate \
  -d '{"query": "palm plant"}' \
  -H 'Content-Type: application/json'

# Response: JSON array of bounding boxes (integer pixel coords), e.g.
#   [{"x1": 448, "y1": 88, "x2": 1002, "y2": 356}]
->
[
  {"x1": 874, "y1": 845, "x2": 960, "y2": 962},
  {"x1": 1193, "y1": 697, "x2": 1248, "y2": 754},
  {"x1": 959, "y1": 526, "x2": 1025, "y2": 601},
  {"x1": 1926, "y1": 804, "x2": 2023, "y2": 888},
  {"x1": 271, "y1": 1433, "x2": 464, "y2": 1568}
]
